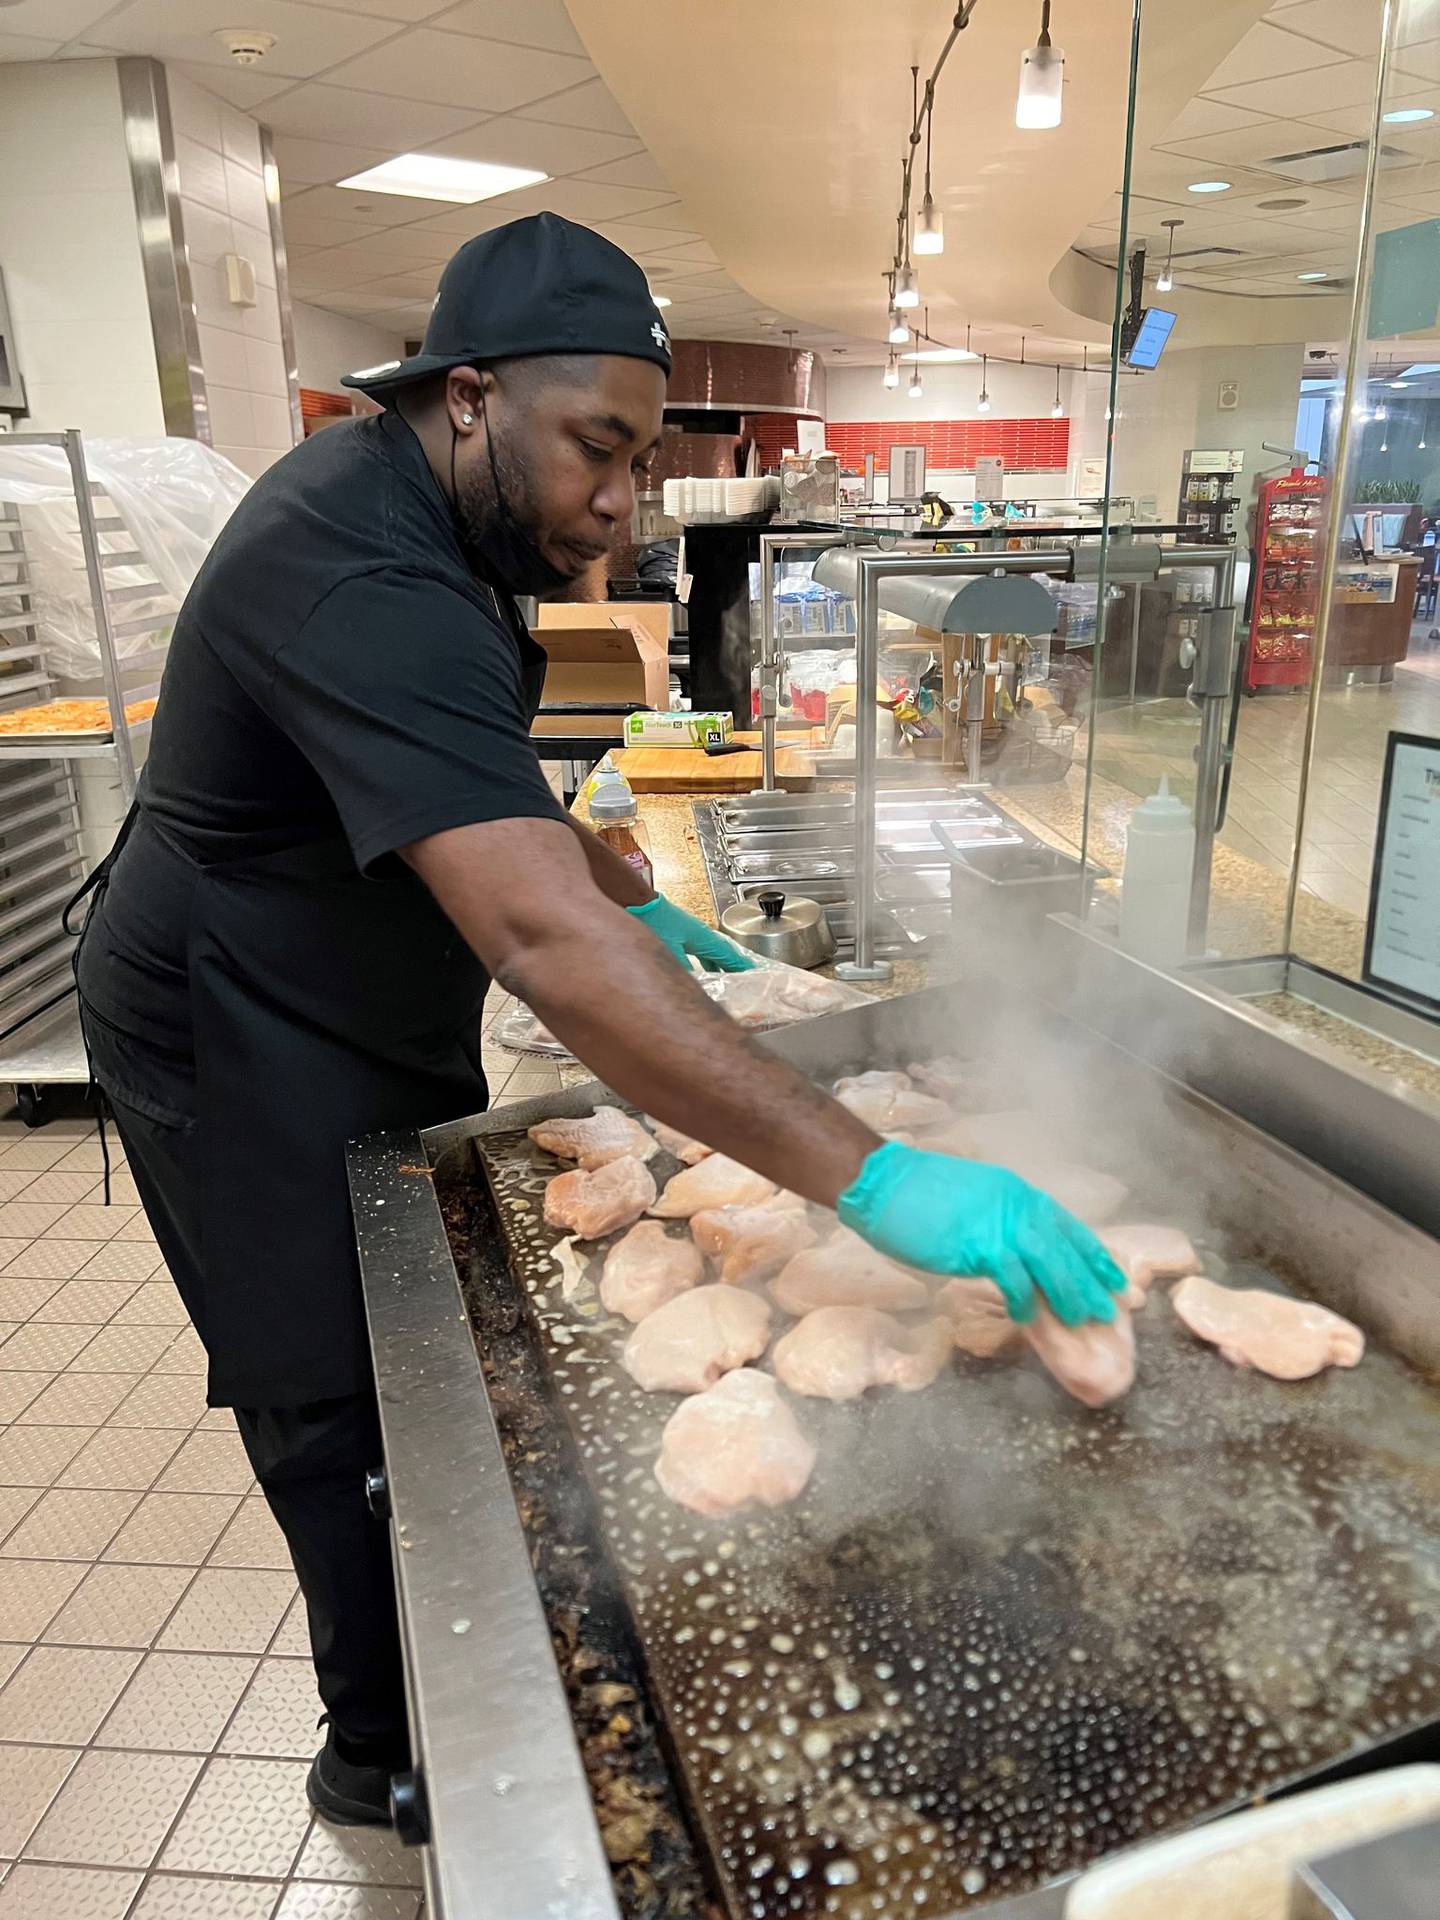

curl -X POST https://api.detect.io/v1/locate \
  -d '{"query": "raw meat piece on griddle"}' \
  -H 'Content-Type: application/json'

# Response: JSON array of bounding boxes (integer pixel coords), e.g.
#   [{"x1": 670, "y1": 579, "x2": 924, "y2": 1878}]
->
[
  {"x1": 936, "y1": 1277, "x2": 1025, "y2": 1359},
  {"x1": 769, "y1": 1228, "x2": 931, "y2": 1316},
  {"x1": 655, "y1": 1368, "x2": 816, "y2": 1515},
  {"x1": 1171, "y1": 1275, "x2": 1364, "y2": 1380},
  {"x1": 907, "y1": 1055, "x2": 975, "y2": 1101},
  {"x1": 1022, "y1": 1300, "x2": 1136, "y2": 1407},
  {"x1": 528, "y1": 1106, "x2": 657, "y2": 1170},
  {"x1": 772, "y1": 1305, "x2": 953, "y2": 1401},
  {"x1": 1100, "y1": 1223, "x2": 1201, "y2": 1300},
  {"x1": 834, "y1": 1068, "x2": 914, "y2": 1096},
  {"x1": 645, "y1": 1117, "x2": 712, "y2": 1164},
  {"x1": 690, "y1": 1204, "x2": 817, "y2": 1287},
  {"x1": 649, "y1": 1153, "x2": 775, "y2": 1219},
  {"x1": 1008, "y1": 1156, "x2": 1129, "y2": 1226},
  {"x1": 543, "y1": 1157, "x2": 656, "y2": 1239},
  {"x1": 622, "y1": 1284, "x2": 772, "y2": 1393},
  {"x1": 600, "y1": 1221, "x2": 703, "y2": 1324},
  {"x1": 835, "y1": 1080, "x2": 952, "y2": 1134}
]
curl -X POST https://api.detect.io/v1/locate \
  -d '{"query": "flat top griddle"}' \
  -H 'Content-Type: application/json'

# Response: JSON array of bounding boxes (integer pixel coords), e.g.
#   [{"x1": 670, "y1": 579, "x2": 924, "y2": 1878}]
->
[{"x1": 466, "y1": 1098, "x2": 1440, "y2": 1920}]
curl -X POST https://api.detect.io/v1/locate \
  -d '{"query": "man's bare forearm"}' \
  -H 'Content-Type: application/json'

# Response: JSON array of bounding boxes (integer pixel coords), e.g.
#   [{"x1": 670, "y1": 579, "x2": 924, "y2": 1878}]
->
[{"x1": 404, "y1": 818, "x2": 878, "y2": 1207}]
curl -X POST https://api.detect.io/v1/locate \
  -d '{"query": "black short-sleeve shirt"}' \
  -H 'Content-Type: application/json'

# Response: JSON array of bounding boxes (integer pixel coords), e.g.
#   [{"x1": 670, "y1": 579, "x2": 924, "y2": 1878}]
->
[{"x1": 85, "y1": 413, "x2": 564, "y2": 1038}]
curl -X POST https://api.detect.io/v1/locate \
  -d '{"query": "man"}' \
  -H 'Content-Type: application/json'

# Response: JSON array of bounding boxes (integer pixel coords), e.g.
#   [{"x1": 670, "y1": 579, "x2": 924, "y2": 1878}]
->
[{"x1": 75, "y1": 213, "x2": 1123, "y2": 1828}]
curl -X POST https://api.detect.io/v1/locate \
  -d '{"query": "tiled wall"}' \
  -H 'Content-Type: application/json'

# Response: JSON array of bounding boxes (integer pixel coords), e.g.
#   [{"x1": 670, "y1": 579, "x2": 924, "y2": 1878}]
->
[
  {"x1": 0, "y1": 61, "x2": 165, "y2": 437},
  {"x1": 291, "y1": 299, "x2": 405, "y2": 398},
  {"x1": 823, "y1": 418, "x2": 1071, "y2": 474},
  {"x1": 165, "y1": 72, "x2": 297, "y2": 482}
]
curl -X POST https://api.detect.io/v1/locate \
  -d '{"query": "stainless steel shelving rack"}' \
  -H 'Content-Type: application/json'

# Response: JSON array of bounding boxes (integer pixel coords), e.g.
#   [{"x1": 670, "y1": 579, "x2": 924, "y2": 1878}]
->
[{"x1": 0, "y1": 430, "x2": 174, "y2": 1123}]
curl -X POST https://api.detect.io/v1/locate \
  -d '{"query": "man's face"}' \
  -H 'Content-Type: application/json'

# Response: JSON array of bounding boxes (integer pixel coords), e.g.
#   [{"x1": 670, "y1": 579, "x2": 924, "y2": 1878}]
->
[{"x1": 454, "y1": 355, "x2": 665, "y2": 596}]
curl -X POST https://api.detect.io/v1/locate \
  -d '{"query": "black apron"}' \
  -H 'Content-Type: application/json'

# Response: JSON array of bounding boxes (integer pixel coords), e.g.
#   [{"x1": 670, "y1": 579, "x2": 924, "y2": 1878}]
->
[
  {"x1": 72, "y1": 578, "x2": 544, "y2": 1408},
  {"x1": 76, "y1": 810, "x2": 490, "y2": 1405}
]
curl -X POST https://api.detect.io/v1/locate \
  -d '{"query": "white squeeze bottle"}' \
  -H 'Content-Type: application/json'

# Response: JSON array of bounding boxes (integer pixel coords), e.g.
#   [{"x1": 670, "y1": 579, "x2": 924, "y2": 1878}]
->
[{"x1": 1119, "y1": 776, "x2": 1194, "y2": 968}]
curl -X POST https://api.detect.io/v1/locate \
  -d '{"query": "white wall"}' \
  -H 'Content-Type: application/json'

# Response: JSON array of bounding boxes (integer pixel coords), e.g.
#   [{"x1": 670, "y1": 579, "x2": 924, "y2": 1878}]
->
[
  {"x1": 1109, "y1": 344, "x2": 1308, "y2": 525},
  {"x1": 292, "y1": 302, "x2": 407, "y2": 396},
  {"x1": 166, "y1": 69, "x2": 296, "y2": 480},
  {"x1": 0, "y1": 61, "x2": 164, "y2": 436}
]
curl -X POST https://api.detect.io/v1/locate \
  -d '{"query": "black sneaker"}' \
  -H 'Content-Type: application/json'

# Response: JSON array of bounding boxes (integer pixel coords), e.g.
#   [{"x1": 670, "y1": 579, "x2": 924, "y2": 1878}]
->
[{"x1": 306, "y1": 1722, "x2": 397, "y2": 1827}]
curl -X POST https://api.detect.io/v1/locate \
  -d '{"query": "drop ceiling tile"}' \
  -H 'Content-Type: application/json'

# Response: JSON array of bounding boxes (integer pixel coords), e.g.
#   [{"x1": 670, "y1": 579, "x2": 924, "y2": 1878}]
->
[
  {"x1": 280, "y1": 210, "x2": 388, "y2": 248},
  {"x1": 170, "y1": 62, "x2": 292, "y2": 111},
  {"x1": 1280, "y1": 0, "x2": 1431, "y2": 56},
  {"x1": 281, "y1": 183, "x2": 454, "y2": 227},
  {"x1": 269, "y1": 134, "x2": 395, "y2": 188},
  {"x1": 486, "y1": 178, "x2": 676, "y2": 222},
  {"x1": 1155, "y1": 117, "x2": 1351, "y2": 167},
  {"x1": 575, "y1": 151, "x2": 674, "y2": 192},
  {"x1": 93, "y1": 0, "x2": 396, "y2": 81},
  {"x1": 361, "y1": 269, "x2": 446, "y2": 300},
  {"x1": 620, "y1": 199, "x2": 693, "y2": 230},
  {"x1": 257, "y1": 84, "x2": 483, "y2": 149},
  {"x1": 430, "y1": 0, "x2": 587, "y2": 55},
  {"x1": 0, "y1": 31, "x2": 63, "y2": 57},
  {"x1": 419, "y1": 115, "x2": 640, "y2": 174},
  {"x1": 0, "y1": 0, "x2": 118, "y2": 35},
  {"x1": 325, "y1": 28, "x2": 591, "y2": 112},
  {"x1": 640, "y1": 237, "x2": 721, "y2": 266},
  {"x1": 1312, "y1": 88, "x2": 1440, "y2": 139},
  {"x1": 1153, "y1": 95, "x2": 1272, "y2": 143},
  {"x1": 595, "y1": 225, "x2": 705, "y2": 257},
  {"x1": 1208, "y1": 59, "x2": 1429, "y2": 117},
  {"x1": 406, "y1": 202, "x2": 525, "y2": 237},
  {"x1": 1395, "y1": 40, "x2": 1440, "y2": 81},
  {"x1": 1203, "y1": 19, "x2": 1351, "y2": 90},
  {"x1": 300, "y1": 0, "x2": 440, "y2": 16},
  {"x1": 518, "y1": 76, "x2": 637, "y2": 137}
]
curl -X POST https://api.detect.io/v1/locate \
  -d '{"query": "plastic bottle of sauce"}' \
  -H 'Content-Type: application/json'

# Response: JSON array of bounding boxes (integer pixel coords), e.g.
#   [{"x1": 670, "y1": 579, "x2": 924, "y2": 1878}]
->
[
  {"x1": 1119, "y1": 776, "x2": 1194, "y2": 967},
  {"x1": 589, "y1": 771, "x2": 654, "y2": 893}
]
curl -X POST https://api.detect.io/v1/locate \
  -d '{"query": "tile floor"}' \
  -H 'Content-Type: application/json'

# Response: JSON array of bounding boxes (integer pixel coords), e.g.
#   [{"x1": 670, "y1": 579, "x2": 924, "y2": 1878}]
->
[
  {"x1": 0, "y1": 1113, "x2": 427, "y2": 1919},
  {"x1": 1089, "y1": 649, "x2": 1440, "y2": 926}
]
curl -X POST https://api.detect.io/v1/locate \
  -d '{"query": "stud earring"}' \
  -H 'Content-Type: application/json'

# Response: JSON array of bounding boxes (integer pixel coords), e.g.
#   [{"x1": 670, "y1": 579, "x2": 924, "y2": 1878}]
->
[{"x1": 461, "y1": 411, "x2": 474, "y2": 425}]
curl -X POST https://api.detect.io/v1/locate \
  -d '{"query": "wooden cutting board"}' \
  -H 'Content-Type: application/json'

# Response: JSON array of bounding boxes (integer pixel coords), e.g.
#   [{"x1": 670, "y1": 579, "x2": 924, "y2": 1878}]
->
[{"x1": 612, "y1": 730, "x2": 820, "y2": 793}]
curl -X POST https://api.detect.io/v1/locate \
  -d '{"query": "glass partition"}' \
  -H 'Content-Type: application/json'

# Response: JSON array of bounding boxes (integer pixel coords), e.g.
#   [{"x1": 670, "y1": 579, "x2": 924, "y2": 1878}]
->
[
  {"x1": 1078, "y1": 0, "x2": 1393, "y2": 965},
  {"x1": 1288, "y1": 0, "x2": 1440, "y2": 1052}
]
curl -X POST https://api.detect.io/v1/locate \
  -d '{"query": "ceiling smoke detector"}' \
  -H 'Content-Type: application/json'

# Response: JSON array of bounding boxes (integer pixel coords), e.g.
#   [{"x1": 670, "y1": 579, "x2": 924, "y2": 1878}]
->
[{"x1": 214, "y1": 28, "x2": 277, "y2": 66}]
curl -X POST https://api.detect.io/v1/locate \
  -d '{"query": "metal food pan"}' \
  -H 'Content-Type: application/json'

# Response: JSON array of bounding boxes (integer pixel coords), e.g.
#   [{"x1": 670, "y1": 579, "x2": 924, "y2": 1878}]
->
[{"x1": 716, "y1": 791, "x2": 1001, "y2": 833}]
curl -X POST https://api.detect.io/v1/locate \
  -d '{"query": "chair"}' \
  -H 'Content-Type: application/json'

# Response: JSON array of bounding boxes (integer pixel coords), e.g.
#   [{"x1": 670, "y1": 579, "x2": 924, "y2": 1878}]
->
[{"x1": 1415, "y1": 547, "x2": 1439, "y2": 622}]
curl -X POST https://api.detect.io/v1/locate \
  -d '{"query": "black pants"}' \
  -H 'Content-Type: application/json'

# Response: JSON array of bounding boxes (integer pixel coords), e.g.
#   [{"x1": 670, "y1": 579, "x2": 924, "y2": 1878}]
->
[{"x1": 97, "y1": 1085, "x2": 410, "y2": 1767}]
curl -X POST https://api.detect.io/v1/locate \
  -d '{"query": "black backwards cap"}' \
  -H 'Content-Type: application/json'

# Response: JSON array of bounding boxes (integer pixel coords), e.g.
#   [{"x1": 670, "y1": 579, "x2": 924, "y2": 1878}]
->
[{"x1": 341, "y1": 211, "x2": 672, "y2": 402}]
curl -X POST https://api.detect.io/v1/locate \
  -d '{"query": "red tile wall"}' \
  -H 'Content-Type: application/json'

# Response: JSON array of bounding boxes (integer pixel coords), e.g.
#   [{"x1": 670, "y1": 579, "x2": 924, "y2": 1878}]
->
[{"x1": 823, "y1": 418, "x2": 1070, "y2": 473}]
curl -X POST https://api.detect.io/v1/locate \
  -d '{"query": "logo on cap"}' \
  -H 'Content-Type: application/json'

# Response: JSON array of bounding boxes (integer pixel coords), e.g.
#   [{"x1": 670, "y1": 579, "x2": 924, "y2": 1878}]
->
[{"x1": 651, "y1": 320, "x2": 669, "y2": 349}]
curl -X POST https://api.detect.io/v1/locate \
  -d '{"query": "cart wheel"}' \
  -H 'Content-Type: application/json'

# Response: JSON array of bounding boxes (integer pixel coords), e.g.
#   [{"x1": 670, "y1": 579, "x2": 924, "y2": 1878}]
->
[{"x1": 15, "y1": 1084, "x2": 47, "y2": 1129}]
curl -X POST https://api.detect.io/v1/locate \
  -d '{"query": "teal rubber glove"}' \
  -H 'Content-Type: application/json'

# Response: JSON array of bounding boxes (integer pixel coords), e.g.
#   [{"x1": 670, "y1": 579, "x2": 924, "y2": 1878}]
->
[
  {"x1": 838, "y1": 1140, "x2": 1127, "y2": 1327},
  {"x1": 628, "y1": 894, "x2": 757, "y2": 973}
]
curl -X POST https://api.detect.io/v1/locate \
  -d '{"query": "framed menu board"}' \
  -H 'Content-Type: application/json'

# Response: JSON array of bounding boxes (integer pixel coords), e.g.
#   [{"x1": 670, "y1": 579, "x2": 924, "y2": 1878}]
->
[{"x1": 1363, "y1": 731, "x2": 1440, "y2": 1014}]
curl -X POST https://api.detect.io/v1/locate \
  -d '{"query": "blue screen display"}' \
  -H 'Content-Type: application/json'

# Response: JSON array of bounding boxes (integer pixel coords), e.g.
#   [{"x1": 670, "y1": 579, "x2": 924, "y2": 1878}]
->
[{"x1": 1127, "y1": 308, "x2": 1176, "y2": 369}]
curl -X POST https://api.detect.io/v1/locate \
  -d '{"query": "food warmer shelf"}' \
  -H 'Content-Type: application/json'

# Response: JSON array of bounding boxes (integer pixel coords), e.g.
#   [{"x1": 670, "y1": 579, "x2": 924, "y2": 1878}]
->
[{"x1": 349, "y1": 948, "x2": 1440, "y2": 1920}]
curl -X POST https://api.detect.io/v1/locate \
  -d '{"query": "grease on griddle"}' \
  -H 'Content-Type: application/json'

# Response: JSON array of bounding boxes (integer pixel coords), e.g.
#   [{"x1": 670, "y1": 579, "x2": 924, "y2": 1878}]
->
[{"x1": 470, "y1": 1120, "x2": 1440, "y2": 1920}]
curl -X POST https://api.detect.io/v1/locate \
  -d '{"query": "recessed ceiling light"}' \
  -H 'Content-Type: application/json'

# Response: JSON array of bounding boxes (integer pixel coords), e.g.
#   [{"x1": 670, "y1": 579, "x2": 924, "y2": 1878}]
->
[
  {"x1": 1383, "y1": 107, "x2": 1435, "y2": 123},
  {"x1": 337, "y1": 153, "x2": 547, "y2": 205},
  {"x1": 1256, "y1": 196, "x2": 1307, "y2": 210},
  {"x1": 1297, "y1": 270, "x2": 1330, "y2": 281},
  {"x1": 650, "y1": 294, "x2": 672, "y2": 309},
  {"x1": 1187, "y1": 180, "x2": 1232, "y2": 194}
]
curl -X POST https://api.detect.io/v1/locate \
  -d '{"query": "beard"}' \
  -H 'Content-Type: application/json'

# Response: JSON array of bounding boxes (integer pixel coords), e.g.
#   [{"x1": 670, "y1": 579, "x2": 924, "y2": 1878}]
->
[{"x1": 452, "y1": 420, "x2": 581, "y2": 599}]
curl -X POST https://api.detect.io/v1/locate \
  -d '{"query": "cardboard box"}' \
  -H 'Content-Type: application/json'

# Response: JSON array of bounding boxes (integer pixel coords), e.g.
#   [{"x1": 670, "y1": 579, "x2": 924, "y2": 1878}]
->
[
  {"x1": 530, "y1": 604, "x2": 671, "y2": 738},
  {"x1": 622, "y1": 710, "x2": 733, "y2": 748}
]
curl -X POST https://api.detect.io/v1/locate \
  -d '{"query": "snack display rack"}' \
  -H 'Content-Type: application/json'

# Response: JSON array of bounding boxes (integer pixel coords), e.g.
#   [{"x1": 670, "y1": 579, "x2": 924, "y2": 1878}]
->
[
  {"x1": 1246, "y1": 472, "x2": 1325, "y2": 691},
  {"x1": 0, "y1": 431, "x2": 173, "y2": 1122}
]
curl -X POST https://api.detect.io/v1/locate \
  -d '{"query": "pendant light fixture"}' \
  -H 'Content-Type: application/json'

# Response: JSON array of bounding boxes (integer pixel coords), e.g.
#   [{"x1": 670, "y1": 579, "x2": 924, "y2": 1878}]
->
[
  {"x1": 1051, "y1": 365, "x2": 1064, "y2": 419},
  {"x1": 1157, "y1": 217, "x2": 1181, "y2": 294},
  {"x1": 883, "y1": 355, "x2": 900, "y2": 389},
  {"x1": 1017, "y1": 1, "x2": 1064, "y2": 130},
  {"x1": 888, "y1": 308, "x2": 910, "y2": 344},
  {"x1": 895, "y1": 262, "x2": 920, "y2": 308},
  {"x1": 913, "y1": 81, "x2": 943, "y2": 255},
  {"x1": 908, "y1": 366, "x2": 924, "y2": 400},
  {"x1": 977, "y1": 354, "x2": 991, "y2": 413}
]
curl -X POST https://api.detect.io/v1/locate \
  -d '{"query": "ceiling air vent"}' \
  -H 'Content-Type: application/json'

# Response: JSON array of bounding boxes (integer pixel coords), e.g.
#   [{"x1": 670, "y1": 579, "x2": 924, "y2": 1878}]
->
[{"x1": 1262, "y1": 139, "x2": 1409, "y2": 184}]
